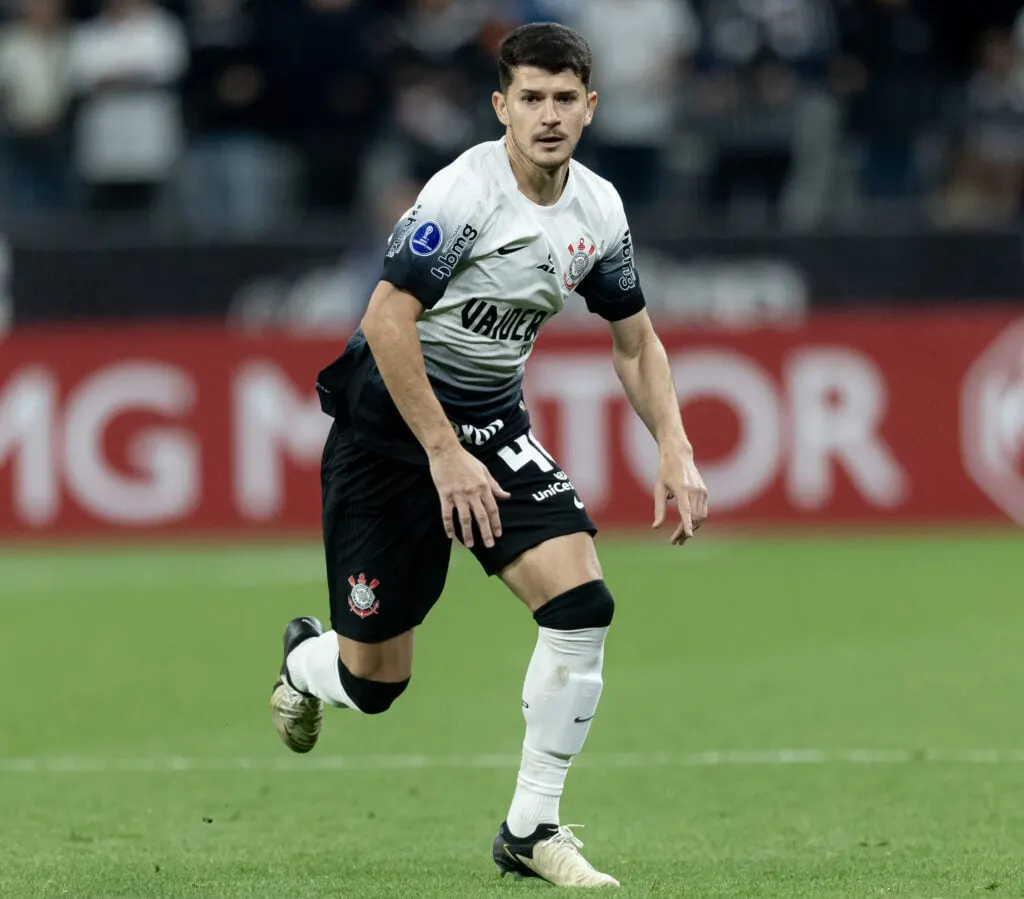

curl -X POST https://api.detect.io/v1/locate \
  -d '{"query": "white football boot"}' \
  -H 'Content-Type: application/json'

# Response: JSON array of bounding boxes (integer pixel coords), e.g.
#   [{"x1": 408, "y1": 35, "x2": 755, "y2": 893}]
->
[{"x1": 493, "y1": 821, "x2": 620, "y2": 887}]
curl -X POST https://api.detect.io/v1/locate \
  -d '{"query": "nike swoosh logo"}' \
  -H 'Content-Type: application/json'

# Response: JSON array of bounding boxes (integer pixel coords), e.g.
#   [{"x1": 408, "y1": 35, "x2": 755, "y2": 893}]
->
[
  {"x1": 505, "y1": 844, "x2": 539, "y2": 875},
  {"x1": 574, "y1": 714, "x2": 595, "y2": 723},
  {"x1": 497, "y1": 244, "x2": 529, "y2": 255},
  {"x1": 573, "y1": 497, "x2": 585, "y2": 510}
]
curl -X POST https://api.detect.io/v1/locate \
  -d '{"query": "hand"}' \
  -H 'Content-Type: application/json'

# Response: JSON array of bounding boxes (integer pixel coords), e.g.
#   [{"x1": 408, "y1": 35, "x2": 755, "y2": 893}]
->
[
  {"x1": 428, "y1": 444, "x2": 510, "y2": 549},
  {"x1": 652, "y1": 446, "x2": 708, "y2": 545}
]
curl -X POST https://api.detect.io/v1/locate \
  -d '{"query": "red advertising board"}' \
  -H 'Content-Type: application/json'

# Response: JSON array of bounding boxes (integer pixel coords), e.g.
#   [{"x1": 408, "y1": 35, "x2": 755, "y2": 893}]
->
[{"x1": 1, "y1": 312, "x2": 1022, "y2": 537}]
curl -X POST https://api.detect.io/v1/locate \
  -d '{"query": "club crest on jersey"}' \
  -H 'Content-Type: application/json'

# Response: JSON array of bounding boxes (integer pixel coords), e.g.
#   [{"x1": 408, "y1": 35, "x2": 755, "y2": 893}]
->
[
  {"x1": 563, "y1": 236, "x2": 596, "y2": 291},
  {"x1": 347, "y1": 573, "x2": 380, "y2": 618}
]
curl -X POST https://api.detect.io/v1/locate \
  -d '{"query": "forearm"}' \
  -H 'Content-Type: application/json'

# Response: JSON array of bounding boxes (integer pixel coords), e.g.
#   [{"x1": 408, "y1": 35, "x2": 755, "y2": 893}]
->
[
  {"x1": 361, "y1": 296, "x2": 459, "y2": 458},
  {"x1": 613, "y1": 333, "x2": 691, "y2": 454}
]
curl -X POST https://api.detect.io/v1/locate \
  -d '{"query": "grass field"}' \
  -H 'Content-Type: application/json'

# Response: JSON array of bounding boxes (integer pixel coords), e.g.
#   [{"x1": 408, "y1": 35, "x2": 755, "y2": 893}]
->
[{"x1": 2, "y1": 532, "x2": 1024, "y2": 898}]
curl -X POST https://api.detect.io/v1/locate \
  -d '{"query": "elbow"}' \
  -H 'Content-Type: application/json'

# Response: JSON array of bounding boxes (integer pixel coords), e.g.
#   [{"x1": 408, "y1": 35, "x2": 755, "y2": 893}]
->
[{"x1": 612, "y1": 339, "x2": 643, "y2": 369}]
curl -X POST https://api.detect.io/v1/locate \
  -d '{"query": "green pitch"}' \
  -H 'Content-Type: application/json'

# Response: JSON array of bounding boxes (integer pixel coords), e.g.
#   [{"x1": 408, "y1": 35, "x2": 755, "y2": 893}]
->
[{"x1": 2, "y1": 532, "x2": 1024, "y2": 898}]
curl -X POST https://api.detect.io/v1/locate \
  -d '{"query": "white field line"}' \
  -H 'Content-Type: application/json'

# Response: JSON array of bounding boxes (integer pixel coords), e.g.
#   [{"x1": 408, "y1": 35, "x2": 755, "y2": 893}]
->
[{"x1": 2, "y1": 749, "x2": 1024, "y2": 774}]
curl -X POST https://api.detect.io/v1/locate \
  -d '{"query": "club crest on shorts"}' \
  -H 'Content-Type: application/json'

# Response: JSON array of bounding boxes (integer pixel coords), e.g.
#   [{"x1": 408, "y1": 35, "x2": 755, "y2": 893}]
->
[
  {"x1": 347, "y1": 573, "x2": 380, "y2": 618},
  {"x1": 563, "y1": 236, "x2": 596, "y2": 292}
]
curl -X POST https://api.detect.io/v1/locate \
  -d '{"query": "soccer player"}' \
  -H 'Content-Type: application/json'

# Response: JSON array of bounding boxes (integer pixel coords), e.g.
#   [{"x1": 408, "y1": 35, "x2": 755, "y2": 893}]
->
[{"x1": 270, "y1": 22, "x2": 707, "y2": 888}]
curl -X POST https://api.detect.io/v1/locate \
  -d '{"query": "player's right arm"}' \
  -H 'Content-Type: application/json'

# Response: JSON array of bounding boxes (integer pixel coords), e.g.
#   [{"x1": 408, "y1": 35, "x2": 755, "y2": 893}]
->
[
  {"x1": 362, "y1": 164, "x2": 509, "y2": 549},
  {"x1": 360, "y1": 282, "x2": 509, "y2": 550}
]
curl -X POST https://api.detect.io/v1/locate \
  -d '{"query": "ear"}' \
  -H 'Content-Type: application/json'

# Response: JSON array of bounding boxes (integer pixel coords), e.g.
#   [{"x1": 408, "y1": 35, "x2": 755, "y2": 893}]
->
[
  {"x1": 492, "y1": 90, "x2": 510, "y2": 127},
  {"x1": 583, "y1": 90, "x2": 598, "y2": 127}
]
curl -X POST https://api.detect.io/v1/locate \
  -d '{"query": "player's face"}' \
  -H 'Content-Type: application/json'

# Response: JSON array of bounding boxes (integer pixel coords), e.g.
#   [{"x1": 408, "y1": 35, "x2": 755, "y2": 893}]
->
[{"x1": 493, "y1": 67, "x2": 597, "y2": 171}]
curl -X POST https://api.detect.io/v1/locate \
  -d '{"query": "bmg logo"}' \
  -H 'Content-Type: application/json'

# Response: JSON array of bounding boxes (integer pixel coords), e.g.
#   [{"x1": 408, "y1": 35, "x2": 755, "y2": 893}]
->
[{"x1": 430, "y1": 224, "x2": 479, "y2": 280}]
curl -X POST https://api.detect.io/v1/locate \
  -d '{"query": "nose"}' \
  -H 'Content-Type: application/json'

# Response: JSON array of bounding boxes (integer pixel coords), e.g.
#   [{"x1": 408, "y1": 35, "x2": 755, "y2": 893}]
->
[{"x1": 540, "y1": 99, "x2": 560, "y2": 126}]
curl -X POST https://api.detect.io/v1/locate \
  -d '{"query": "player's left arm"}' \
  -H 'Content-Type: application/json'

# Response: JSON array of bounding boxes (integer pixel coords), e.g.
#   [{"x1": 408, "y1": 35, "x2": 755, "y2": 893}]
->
[
  {"x1": 609, "y1": 309, "x2": 708, "y2": 544},
  {"x1": 576, "y1": 197, "x2": 707, "y2": 544}
]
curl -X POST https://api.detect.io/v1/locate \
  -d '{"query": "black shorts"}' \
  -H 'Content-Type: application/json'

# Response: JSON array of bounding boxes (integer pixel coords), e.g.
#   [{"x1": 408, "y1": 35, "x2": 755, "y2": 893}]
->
[{"x1": 320, "y1": 420, "x2": 597, "y2": 643}]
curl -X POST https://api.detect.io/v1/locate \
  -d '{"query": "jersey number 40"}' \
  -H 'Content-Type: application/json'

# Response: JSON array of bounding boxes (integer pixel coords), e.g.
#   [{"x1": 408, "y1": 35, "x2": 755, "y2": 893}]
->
[{"x1": 496, "y1": 433, "x2": 558, "y2": 473}]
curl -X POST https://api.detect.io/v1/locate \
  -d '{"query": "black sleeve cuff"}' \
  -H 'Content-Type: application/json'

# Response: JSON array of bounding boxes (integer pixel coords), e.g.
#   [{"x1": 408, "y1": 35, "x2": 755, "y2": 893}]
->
[
  {"x1": 380, "y1": 265, "x2": 446, "y2": 309},
  {"x1": 584, "y1": 291, "x2": 646, "y2": 322}
]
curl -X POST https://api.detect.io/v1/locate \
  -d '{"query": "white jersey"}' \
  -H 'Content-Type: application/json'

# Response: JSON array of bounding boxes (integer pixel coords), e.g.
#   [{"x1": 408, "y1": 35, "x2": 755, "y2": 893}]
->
[{"x1": 316, "y1": 138, "x2": 645, "y2": 461}]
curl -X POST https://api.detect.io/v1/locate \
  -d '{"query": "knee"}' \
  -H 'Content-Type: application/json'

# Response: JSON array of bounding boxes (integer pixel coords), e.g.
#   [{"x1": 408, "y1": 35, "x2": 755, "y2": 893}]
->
[
  {"x1": 337, "y1": 658, "x2": 410, "y2": 715},
  {"x1": 532, "y1": 579, "x2": 615, "y2": 630}
]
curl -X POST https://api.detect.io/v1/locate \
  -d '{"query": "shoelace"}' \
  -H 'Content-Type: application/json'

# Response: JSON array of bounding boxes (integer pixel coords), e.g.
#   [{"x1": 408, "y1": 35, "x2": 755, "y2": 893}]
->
[
  {"x1": 280, "y1": 683, "x2": 314, "y2": 715},
  {"x1": 543, "y1": 825, "x2": 605, "y2": 884},
  {"x1": 547, "y1": 825, "x2": 586, "y2": 852}
]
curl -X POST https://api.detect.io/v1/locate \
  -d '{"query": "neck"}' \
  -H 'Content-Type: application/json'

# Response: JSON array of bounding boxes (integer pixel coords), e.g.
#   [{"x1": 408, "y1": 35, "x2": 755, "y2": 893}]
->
[{"x1": 505, "y1": 132, "x2": 569, "y2": 207}]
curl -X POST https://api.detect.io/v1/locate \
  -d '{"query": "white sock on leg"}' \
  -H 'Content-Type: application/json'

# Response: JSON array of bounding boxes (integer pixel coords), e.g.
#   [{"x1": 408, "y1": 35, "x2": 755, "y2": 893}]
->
[
  {"x1": 506, "y1": 625, "x2": 608, "y2": 837},
  {"x1": 285, "y1": 631, "x2": 361, "y2": 711}
]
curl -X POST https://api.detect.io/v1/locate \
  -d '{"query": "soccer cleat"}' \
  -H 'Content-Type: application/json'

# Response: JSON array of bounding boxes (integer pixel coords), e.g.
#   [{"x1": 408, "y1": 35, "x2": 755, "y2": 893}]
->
[
  {"x1": 269, "y1": 616, "x2": 324, "y2": 753},
  {"x1": 493, "y1": 821, "x2": 620, "y2": 888}
]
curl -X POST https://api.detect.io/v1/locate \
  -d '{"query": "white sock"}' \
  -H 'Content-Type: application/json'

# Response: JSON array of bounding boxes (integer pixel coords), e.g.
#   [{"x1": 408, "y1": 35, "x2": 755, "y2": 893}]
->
[
  {"x1": 506, "y1": 626, "x2": 608, "y2": 838},
  {"x1": 285, "y1": 631, "x2": 362, "y2": 711}
]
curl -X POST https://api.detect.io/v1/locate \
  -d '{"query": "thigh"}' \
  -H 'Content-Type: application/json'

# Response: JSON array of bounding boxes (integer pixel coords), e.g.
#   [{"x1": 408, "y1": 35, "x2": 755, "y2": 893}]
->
[
  {"x1": 469, "y1": 429, "x2": 598, "y2": 580},
  {"x1": 498, "y1": 532, "x2": 603, "y2": 613},
  {"x1": 321, "y1": 422, "x2": 452, "y2": 644}
]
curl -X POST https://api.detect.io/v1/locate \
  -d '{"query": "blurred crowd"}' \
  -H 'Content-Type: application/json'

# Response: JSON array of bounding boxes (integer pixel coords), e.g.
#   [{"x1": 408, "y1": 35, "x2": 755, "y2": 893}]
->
[{"x1": 0, "y1": 0, "x2": 1021, "y2": 238}]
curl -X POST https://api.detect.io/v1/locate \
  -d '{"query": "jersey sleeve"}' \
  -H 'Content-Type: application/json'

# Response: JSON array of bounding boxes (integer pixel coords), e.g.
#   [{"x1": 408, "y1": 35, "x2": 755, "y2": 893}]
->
[
  {"x1": 380, "y1": 169, "x2": 485, "y2": 309},
  {"x1": 576, "y1": 194, "x2": 646, "y2": 322}
]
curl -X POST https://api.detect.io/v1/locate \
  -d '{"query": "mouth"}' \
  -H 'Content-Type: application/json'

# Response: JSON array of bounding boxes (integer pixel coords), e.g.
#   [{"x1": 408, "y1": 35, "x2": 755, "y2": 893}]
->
[{"x1": 536, "y1": 134, "x2": 566, "y2": 149}]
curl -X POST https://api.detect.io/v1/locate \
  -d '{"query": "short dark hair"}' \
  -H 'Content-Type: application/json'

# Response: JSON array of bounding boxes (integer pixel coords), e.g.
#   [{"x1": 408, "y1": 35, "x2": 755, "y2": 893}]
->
[{"x1": 498, "y1": 22, "x2": 592, "y2": 93}]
